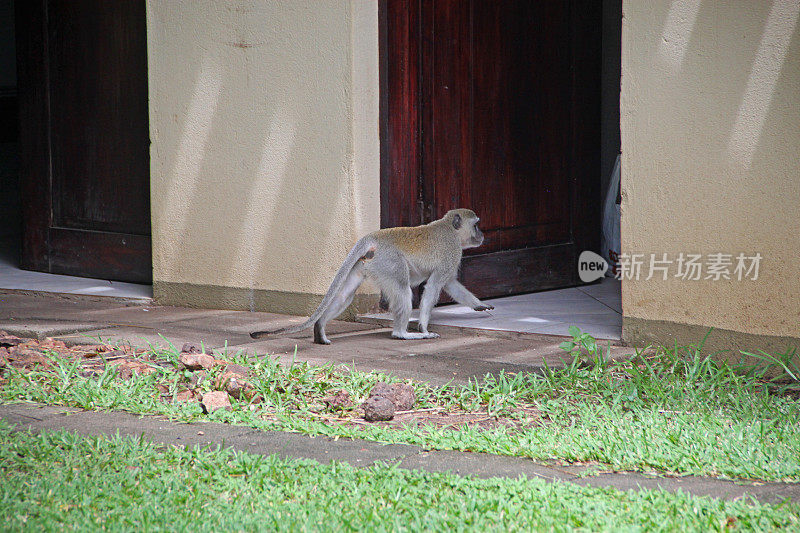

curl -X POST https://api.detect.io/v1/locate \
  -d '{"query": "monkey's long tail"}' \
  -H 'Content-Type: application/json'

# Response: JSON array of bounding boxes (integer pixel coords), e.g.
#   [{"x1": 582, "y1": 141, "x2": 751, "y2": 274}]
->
[{"x1": 249, "y1": 238, "x2": 376, "y2": 339}]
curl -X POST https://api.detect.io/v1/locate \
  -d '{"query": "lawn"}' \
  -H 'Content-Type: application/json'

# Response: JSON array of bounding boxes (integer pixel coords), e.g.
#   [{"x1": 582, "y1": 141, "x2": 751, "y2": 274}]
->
[
  {"x1": 1, "y1": 424, "x2": 797, "y2": 532},
  {"x1": 1, "y1": 330, "x2": 799, "y2": 482}
]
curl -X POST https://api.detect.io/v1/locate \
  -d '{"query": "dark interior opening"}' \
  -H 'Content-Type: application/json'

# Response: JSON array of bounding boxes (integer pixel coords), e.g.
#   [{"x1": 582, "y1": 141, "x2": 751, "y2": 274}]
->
[
  {"x1": 601, "y1": 0, "x2": 622, "y2": 206},
  {"x1": 0, "y1": 0, "x2": 20, "y2": 269}
]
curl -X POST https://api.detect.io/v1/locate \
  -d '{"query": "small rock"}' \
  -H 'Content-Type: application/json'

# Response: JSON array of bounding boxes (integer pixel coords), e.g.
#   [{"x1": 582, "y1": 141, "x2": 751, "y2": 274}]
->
[
  {"x1": 225, "y1": 377, "x2": 245, "y2": 399},
  {"x1": 362, "y1": 396, "x2": 395, "y2": 421},
  {"x1": 323, "y1": 390, "x2": 352, "y2": 410},
  {"x1": 201, "y1": 391, "x2": 231, "y2": 413},
  {"x1": 174, "y1": 390, "x2": 198, "y2": 403},
  {"x1": 391, "y1": 383, "x2": 416, "y2": 411},
  {"x1": 368, "y1": 381, "x2": 415, "y2": 411},
  {"x1": 114, "y1": 360, "x2": 155, "y2": 380},
  {"x1": 7, "y1": 348, "x2": 51, "y2": 369},
  {"x1": 369, "y1": 381, "x2": 394, "y2": 399},
  {"x1": 180, "y1": 343, "x2": 217, "y2": 357},
  {"x1": 224, "y1": 375, "x2": 256, "y2": 400},
  {"x1": 178, "y1": 352, "x2": 217, "y2": 371},
  {"x1": 0, "y1": 332, "x2": 24, "y2": 348},
  {"x1": 40, "y1": 338, "x2": 68, "y2": 352},
  {"x1": 224, "y1": 363, "x2": 249, "y2": 377},
  {"x1": 214, "y1": 370, "x2": 238, "y2": 389},
  {"x1": 71, "y1": 345, "x2": 102, "y2": 358},
  {"x1": 181, "y1": 342, "x2": 203, "y2": 354}
]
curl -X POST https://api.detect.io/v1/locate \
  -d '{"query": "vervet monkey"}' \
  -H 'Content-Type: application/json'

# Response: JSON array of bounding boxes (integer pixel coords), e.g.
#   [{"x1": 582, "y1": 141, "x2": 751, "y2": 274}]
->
[{"x1": 250, "y1": 208, "x2": 494, "y2": 344}]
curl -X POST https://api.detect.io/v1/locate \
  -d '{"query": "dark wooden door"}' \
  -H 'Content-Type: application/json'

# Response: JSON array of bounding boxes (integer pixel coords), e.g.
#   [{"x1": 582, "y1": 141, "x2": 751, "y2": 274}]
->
[
  {"x1": 381, "y1": 0, "x2": 600, "y2": 298},
  {"x1": 16, "y1": 0, "x2": 151, "y2": 283}
]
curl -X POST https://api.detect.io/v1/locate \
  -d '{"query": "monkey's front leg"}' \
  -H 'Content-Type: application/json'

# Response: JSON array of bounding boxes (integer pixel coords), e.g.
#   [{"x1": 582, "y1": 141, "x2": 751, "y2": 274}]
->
[{"x1": 444, "y1": 280, "x2": 494, "y2": 311}]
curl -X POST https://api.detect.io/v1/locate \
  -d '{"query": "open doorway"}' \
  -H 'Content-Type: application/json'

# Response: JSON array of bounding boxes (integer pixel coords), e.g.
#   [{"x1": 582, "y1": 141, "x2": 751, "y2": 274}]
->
[
  {"x1": 372, "y1": 0, "x2": 621, "y2": 339},
  {"x1": 0, "y1": 0, "x2": 22, "y2": 278},
  {"x1": 0, "y1": 0, "x2": 151, "y2": 299}
]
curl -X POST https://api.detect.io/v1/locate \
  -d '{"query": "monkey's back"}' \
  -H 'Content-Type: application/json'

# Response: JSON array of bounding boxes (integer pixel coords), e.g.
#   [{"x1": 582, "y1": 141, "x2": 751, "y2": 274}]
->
[
  {"x1": 374, "y1": 226, "x2": 434, "y2": 254},
  {"x1": 370, "y1": 222, "x2": 461, "y2": 275}
]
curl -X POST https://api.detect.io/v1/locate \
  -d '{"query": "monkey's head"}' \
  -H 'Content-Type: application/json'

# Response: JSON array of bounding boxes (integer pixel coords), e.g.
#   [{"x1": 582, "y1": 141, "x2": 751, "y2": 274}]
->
[{"x1": 446, "y1": 209, "x2": 485, "y2": 249}]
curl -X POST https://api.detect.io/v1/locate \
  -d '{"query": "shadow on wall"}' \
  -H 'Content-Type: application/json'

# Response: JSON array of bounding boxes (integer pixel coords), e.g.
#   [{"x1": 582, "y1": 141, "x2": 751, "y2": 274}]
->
[
  {"x1": 643, "y1": 0, "x2": 799, "y2": 178},
  {"x1": 151, "y1": 2, "x2": 357, "y2": 310}
]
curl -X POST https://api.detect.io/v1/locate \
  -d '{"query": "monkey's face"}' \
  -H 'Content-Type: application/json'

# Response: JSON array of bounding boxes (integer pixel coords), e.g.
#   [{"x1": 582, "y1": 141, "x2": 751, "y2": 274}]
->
[
  {"x1": 456, "y1": 215, "x2": 484, "y2": 249},
  {"x1": 450, "y1": 209, "x2": 485, "y2": 249},
  {"x1": 467, "y1": 217, "x2": 485, "y2": 248}
]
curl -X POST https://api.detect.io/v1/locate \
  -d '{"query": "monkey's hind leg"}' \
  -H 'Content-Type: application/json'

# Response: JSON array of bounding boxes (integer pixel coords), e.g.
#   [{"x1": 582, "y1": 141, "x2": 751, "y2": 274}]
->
[{"x1": 313, "y1": 263, "x2": 366, "y2": 345}]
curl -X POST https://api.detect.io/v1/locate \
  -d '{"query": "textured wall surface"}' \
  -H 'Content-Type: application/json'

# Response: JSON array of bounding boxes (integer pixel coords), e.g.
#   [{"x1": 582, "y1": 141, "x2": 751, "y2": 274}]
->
[
  {"x1": 621, "y1": 1, "x2": 800, "y2": 343},
  {"x1": 147, "y1": 1, "x2": 379, "y2": 311}
]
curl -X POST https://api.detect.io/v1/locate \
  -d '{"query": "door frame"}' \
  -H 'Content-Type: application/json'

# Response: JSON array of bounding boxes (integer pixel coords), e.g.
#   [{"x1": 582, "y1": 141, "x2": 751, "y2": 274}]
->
[{"x1": 378, "y1": 0, "x2": 601, "y2": 297}]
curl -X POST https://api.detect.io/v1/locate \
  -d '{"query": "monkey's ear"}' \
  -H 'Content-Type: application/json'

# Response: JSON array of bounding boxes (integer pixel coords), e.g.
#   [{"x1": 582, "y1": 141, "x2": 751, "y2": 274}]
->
[{"x1": 452, "y1": 213, "x2": 462, "y2": 229}]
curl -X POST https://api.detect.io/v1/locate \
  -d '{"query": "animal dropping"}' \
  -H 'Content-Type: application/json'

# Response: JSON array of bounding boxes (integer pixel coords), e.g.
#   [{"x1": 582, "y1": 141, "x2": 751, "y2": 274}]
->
[{"x1": 250, "y1": 209, "x2": 493, "y2": 344}]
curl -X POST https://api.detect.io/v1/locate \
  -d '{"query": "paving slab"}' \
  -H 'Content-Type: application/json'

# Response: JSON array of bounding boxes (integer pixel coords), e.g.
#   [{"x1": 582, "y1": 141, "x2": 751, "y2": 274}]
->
[
  {"x1": 0, "y1": 289, "x2": 138, "y2": 318},
  {"x1": 79, "y1": 306, "x2": 238, "y2": 327},
  {"x1": 0, "y1": 320, "x2": 107, "y2": 340},
  {"x1": 574, "y1": 474, "x2": 800, "y2": 506},
  {"x1": 2, "y1": 402, "x2": 796, "y2": 504},
  {"x1": 397, "y1": 451, "x2": 800, "y2": 504},
  {"x1": 396, "y1": 449, "x2": 574, "y2": 481},
  {"x1": 225, "y1": 431, "x2": 421, "y2": 467},
  {"x1": 0, "y1": 403, "x2": 83, "y2": 426}
]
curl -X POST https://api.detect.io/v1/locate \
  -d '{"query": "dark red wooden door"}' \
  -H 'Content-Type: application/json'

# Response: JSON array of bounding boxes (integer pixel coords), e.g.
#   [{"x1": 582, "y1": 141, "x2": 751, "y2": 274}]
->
[
  {"x1": 17, "y1": 0, "x2": 151, "y2": 283},
  {"x1": 381, "y1": 0, "x2": 600, "y2": 298}
]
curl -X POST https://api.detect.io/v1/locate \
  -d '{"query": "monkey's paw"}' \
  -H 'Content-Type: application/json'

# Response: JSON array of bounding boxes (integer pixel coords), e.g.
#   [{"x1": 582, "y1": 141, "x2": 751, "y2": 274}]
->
[{"x1": 474, "y1": 304, "x2": 494, "y2": 311}]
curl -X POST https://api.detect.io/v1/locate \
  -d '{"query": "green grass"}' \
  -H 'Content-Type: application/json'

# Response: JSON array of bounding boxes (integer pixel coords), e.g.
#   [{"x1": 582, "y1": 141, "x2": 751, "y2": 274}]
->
[
  {"x1": 1, "y1": 424, "x2": 797, "y2": 532},
  {"x1": 2, "y1": 334, "x2": 799, "y2": 482}
]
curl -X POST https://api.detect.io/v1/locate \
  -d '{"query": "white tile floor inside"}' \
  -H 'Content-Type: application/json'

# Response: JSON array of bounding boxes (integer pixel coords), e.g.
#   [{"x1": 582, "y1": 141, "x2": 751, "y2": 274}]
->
[
  {"x1": 360, "y1": 277, "x2": 622, "y2": 340},
  {"x1": 0, "y1": 237, "x2": 152, "y2": 300}
]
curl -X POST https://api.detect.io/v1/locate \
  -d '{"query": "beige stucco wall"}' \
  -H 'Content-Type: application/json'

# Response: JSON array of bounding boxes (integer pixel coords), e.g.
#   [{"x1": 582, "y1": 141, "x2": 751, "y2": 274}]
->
[
  {"x1": 147, "y1": 1, "x2": 380, "y2": 314},
  {"x1": 621, "y1": 1, "x2": 800, "y2": 352}
]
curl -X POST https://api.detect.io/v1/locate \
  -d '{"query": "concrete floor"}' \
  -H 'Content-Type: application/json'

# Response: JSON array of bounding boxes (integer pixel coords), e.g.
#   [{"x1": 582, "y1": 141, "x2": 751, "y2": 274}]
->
[
  {"x1": 0, "y1": 237, "x2": 152, "y2": 299},
  {"x1": 359, "y1": 277, "x2": 622, "y2": 340}
]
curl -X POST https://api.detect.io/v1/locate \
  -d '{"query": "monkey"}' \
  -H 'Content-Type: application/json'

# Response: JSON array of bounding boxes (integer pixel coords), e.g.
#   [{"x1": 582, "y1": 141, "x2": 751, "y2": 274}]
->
[{"x1": 250, "y1": 208, "x2": 494, "y2": 344}]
